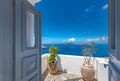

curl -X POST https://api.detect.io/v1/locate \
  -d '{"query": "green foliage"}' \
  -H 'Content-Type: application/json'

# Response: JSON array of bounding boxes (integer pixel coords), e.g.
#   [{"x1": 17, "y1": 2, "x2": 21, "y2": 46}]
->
[{"x1": 47, "y1": 46, "x2": 58, "y2": 65}]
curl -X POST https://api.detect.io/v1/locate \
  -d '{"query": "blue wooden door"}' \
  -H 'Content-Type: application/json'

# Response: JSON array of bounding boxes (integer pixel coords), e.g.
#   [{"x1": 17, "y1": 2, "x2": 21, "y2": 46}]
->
[
  {"x1": 14, "y1": 0, "x2": 41, "y2": 81},
  {"x1": 109, "y1": 0, "x2": 120, "y2": 81}
]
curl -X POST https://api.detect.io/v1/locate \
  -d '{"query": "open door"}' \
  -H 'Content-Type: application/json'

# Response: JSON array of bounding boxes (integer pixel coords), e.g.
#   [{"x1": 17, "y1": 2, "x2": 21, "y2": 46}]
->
[
  {"x1": 14, "y1": 0, "x2": 41, "y2": 81},
  {"x1": 109, "y1": 0, "x2": 120, "y2": 81}
]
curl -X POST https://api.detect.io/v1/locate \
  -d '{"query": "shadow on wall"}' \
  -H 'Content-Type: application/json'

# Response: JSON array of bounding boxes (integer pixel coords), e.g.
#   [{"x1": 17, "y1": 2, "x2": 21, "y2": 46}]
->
[{"x1": 57, "y1": 55, "x2": 67, "y2": 73}]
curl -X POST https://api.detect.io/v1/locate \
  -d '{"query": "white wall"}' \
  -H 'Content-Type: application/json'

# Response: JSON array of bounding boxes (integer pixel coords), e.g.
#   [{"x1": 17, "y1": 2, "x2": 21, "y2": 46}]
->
[
  {"x1": 42, "y1": 54, "x2": 48, "y2": 74},
  {"x1": 42, "y1": 54, "x2": 85, "y2": 75},
  {"x1": 42, "y1": 54, "x2": 109, "y2": 81},
  {"x1": 95, "y1": 58, "x2": 109, "y2": 81},
  {"x1": 28, "y1": 0, "x2": 41, "y2": 5},
  {"x1": 57, "y1": 55, "x2": 84, "y2": 75}
]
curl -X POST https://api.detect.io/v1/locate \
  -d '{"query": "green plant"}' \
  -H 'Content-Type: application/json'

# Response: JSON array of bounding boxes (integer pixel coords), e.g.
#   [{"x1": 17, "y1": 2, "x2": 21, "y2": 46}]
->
[
  {"x1": 47, "y1": 46, "x2": 58, "y2": 65},
  {"x1": 82, "y1": 42, "x2": 96, "y2": 65}
]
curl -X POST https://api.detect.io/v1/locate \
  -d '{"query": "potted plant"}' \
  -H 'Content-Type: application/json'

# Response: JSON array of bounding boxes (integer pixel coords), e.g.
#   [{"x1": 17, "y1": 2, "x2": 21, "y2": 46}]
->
[
  {"x1": 46, "y1": 46, "x2": 58, "y2": 75},
  {"x1": 81, "y1": 42, "x2": 96, "y2": 81}
]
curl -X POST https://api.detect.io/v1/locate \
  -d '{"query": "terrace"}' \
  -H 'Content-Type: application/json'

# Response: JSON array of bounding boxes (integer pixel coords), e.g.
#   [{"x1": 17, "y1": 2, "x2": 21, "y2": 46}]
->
[
  {"x1": 30, "y1": 0, "x2": 109, "y2": 81},
  {"x1": 1, "y1": 0, "x2": 120, "y2": 81},
  {"x1": 42, "y1": 54, "x2": 109, "y2": 81}
]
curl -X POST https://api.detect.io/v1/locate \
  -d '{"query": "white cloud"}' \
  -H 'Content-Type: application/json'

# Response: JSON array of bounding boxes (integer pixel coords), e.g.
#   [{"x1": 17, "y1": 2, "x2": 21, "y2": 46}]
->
[
  {"x1": 86, "y1": 36, "x2": 108, "y2": 43},
  {"x1": 94, "y1": 38, "x2": 100, "y2": 41},
  {"x1": 86, "y1": 39, "x2": 93, "y2": 42},
  {"x1": 101, "y1": 37, "x2": 106, "y2": 40},
  {"x1": 102, "y1": 4, "x2": 108, "y2": 10},
  {"x1": 86, "y1": 38, "x2": 100, "y2": 42},
  {"x1": 68, "y1": 38, "x2": 76, "y2": 42},
  {"x1": 101, "y1": 36, "x2": 108, "y2": 40}
]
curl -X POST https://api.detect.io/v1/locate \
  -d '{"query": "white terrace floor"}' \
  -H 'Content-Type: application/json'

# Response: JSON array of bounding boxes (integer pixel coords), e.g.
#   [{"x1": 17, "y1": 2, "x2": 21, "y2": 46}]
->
[
  {"x1": 42, "y1": 54, "x2": 109, "y2": 81},
  {"x1": 44, "y1": 72, "x2": 83, "y2": 81}
]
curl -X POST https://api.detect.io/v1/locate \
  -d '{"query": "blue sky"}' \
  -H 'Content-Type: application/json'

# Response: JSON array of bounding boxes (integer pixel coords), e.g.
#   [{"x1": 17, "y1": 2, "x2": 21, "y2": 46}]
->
[{"x1": 35, "y1": 0, "x2": 108, "y2": 44}]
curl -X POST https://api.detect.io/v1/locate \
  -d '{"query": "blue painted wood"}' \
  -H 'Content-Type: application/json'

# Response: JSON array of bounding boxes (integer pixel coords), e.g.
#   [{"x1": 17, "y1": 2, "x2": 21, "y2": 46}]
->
[
  {"x1": 13, "y1": 0, "x2": 41, "y2": 81},
  {"x1": 0, "y1": 0, "x2": 13, "y2": 81}
]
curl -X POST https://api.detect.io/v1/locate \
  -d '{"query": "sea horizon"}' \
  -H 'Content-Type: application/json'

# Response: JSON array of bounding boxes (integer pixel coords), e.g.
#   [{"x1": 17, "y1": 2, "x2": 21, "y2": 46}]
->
[{"x1": 42, "y1": 43, "x2": 108, "y2": 57}]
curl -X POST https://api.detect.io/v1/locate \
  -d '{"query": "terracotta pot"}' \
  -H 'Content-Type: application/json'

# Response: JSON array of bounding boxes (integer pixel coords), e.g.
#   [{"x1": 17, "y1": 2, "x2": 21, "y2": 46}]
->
[
  {"x1": 81, "y1": 64, "x2": 95, "y2": 81},
  {"x1": 48, "y1": 63, "x2": 57, "y2": 75}
]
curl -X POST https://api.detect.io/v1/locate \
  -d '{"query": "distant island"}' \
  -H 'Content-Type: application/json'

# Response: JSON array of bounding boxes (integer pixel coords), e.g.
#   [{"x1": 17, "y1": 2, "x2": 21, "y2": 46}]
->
[{"x1": 41, "y1": 45, "x2": 48, "y2": 49}]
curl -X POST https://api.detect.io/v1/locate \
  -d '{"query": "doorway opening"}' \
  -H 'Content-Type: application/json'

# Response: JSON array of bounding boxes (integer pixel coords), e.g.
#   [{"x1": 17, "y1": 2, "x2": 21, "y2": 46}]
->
[{"x1": 35, "y1": 0, "x2": 109, "y2": 81}]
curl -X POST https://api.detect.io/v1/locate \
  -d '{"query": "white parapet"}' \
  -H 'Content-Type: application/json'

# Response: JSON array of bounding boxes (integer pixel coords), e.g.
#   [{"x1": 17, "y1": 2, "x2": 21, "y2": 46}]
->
[
  {"x1": 95, "y1": 58, "x2": 109, "y2": 81},
  {"x1": 42, "y1": 54, "x2": 48, "y2": 74},
  {"x1": 42, "y1": 54, "x2": 85, "y2": 75},
  {"x1": 56, "y1": 54, "x2": 85, "y2": 75},
  {"x1": 42, "y1": 54, "x2": 109, "y2": 81},
  {"x1": 28, "y1": 0, "x2": 41, "y2": 5}
]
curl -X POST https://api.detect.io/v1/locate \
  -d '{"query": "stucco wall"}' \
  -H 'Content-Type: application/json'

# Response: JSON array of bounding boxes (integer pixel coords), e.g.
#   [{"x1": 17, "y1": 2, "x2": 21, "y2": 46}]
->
[
  {"x1": 42, "y1": 54, "x2": 108, "y2": 81},
  {"x1": 42, "y1": 54, "x2": 48, "y2": 74}
]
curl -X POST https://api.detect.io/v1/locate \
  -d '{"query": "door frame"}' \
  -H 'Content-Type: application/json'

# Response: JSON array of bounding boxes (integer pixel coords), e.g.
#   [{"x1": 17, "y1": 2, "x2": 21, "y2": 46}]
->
[
  {"x1": 109, "y1": 0, "x2": 120, "y2": 81},
  {"x1": 0, "y1": 0, "x2": 41, "y2": 81},
  {"x1": 0, "y1": 0, "x2": 13, "y2": 81}
]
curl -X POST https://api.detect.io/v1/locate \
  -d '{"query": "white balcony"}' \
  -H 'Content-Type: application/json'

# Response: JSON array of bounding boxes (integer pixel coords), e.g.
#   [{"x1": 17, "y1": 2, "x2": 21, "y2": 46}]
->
[{"x1": 42, "y1": 54, "x2": 109, "y2": 81}]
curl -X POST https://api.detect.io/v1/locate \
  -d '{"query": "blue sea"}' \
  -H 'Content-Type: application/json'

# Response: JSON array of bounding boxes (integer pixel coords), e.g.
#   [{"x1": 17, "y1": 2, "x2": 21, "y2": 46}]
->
[{"x1": 42, "y1": 44, "x2": 108, "y2": 57}]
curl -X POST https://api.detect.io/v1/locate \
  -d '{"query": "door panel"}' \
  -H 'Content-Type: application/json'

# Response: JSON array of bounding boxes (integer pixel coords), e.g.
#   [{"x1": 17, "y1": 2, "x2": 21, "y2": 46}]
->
[
  {"x1": 14, "y1": 0, "x2": 41, "y2": 81},
  {"x1": 109, "y1": 0, "x2": 120, "y2": 81}
]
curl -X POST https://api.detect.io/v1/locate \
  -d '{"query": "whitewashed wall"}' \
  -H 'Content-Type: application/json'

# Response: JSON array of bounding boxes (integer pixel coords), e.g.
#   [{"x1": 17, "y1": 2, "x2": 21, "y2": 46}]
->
[
  {"x1": 42, "y1": 54, "x2": 48, "y2": 74},
  {"x1": 28, "y1": 0, "x2": 41, "y2": 5},
  {"x1": 95, "y1": 58, "x2": 109, "y2": 81},
  {"x1": 42, "y1": 54, "x2": 108, "y2": 81}
]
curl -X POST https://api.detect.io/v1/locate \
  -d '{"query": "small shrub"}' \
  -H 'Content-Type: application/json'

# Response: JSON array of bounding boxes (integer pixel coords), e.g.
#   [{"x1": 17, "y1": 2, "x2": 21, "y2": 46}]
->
[{"x1": 47, "y1": 46, "x2": 58, "y2": 65}]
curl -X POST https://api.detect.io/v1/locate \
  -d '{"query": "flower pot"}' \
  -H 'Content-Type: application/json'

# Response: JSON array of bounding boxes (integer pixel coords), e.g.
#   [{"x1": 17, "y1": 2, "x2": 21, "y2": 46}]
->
[
  {"x1": 48, "y1": 62, "x2": 57, "y2": 75},
  {"x1": 81, "y1": 64, "x2": 95, "y2": 81}
]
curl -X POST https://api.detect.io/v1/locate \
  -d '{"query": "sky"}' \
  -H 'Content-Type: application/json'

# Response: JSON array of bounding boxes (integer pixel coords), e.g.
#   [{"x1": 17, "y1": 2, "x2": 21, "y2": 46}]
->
[{"x1": 35, "y1": 0, "x2": 108, "y2": 44}]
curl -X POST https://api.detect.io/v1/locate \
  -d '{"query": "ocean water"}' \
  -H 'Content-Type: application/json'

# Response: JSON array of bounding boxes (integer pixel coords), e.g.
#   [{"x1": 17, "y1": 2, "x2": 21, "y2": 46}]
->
[{"x1": 42, "y1": 44, "x2": 108, "y2": 57}]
